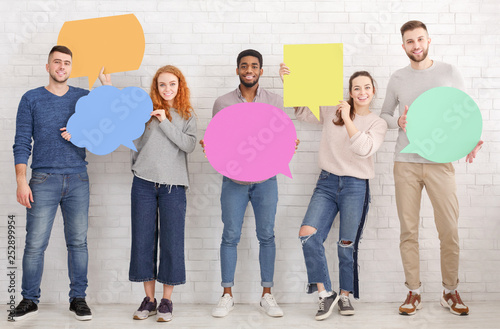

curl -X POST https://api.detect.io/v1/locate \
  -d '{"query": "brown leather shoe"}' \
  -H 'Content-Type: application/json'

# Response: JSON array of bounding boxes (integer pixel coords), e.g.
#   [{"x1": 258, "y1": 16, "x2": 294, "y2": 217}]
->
[
  {"x1": 440, "y1": 290, "x2": 469, "y2": 315},
  {"x1": 399, "y1": 291, "x2": 422, "y2": 315}
]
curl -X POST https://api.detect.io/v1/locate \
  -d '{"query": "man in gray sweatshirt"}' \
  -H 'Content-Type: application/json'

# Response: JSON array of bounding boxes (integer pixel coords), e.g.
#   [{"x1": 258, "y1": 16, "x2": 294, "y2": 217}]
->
[{"x1": 380, "y1": 20, "x2": 482, "y2": 316}]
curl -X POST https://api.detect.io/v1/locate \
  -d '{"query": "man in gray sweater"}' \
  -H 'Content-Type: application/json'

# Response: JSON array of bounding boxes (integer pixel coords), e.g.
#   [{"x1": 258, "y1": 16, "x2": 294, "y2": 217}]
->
[{"x1": 380, "y1": 20, "x2": 482, "y2": 316}]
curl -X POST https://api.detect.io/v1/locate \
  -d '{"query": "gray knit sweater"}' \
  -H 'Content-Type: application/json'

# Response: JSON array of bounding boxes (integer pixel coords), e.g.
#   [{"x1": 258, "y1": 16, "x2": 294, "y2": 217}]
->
[
  {"x1": 380, "y1": 61, "x2": 465, "y2": 163},
  {"x1": 131, "y1": 109, "x2": 197, "y2": 186}
]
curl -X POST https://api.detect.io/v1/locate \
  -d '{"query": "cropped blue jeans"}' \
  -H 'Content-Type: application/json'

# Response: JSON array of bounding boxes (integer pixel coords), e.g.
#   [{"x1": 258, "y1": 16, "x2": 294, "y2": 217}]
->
[{"x1": 129, "y1": 176, "x2": 186, "y2": 286}]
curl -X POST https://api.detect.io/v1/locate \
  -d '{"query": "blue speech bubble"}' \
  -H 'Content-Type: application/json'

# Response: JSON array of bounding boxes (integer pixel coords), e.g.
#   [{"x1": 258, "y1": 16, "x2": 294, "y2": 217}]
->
[{"x1": 66, "y1": 85, "x2": 152, "y2": 155}]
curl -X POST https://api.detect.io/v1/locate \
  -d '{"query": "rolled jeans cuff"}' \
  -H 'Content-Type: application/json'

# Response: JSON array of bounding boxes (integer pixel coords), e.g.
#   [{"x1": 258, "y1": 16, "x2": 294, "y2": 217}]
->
[{"x1": 221, "y1": 281, "x2": 234, "y2": 288}]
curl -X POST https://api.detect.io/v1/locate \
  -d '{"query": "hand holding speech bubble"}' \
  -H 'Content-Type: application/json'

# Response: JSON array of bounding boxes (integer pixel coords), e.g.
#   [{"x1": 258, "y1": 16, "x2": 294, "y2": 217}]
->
[
  {"x1": 57, "y1": 14, "x2": 145, "y2": 89},
  {"x1": 401, "y1": 87, "x2": 482, "y2": 163},
  {"x1": 66, "y1": 85, "x2": 152, "y2": 155},
  {"x1": 283, "y1": 43, "x2": 343, "y2": 120},
  {"x1": 204, "y1": 103, "x2": 297, "y2": 181}
]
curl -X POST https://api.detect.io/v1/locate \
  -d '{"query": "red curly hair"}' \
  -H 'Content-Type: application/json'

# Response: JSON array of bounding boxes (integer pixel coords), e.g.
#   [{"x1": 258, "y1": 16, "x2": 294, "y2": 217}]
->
[{"x1": 148, "y1": 65, "x2": 194, "y2": 123}]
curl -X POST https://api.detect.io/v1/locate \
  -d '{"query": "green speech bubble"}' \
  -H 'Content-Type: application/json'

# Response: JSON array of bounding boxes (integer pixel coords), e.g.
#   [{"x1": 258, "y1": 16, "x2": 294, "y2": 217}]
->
[{"x1": 401, "y1": 87, "x2": 482, "y2": 163}]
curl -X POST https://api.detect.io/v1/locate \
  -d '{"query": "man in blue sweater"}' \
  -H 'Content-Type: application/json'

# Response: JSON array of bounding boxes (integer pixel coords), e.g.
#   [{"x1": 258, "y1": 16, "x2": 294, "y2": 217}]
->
[{"x1": 11, "y1": 45, "x2": 92, "y2": 321}]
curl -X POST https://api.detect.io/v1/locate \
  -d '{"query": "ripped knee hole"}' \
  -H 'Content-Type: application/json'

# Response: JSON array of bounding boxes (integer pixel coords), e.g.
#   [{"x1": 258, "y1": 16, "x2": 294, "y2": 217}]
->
[{"x1": 299, "y1": 225, "x2": 317, "y2": 237}]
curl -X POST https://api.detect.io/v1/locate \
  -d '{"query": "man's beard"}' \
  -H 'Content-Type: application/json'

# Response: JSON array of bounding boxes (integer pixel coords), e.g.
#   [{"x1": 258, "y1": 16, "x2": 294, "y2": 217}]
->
[
  {"x1": 407, "y1": 46, "x2": 429, "y2": 63},
  {"x1": 239, "y1": 75, "x2": 259, "y2": 88}
]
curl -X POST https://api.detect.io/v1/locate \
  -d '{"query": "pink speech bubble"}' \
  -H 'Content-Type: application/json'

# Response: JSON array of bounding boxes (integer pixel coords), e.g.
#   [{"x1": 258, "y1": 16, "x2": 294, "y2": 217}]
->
[{"x1": 204, "y1": 103, "x2": 297, "y2": 182}]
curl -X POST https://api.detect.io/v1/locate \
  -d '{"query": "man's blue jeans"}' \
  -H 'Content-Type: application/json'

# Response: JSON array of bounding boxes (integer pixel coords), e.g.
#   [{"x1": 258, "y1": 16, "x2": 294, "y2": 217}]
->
[
  {"x1": 220, "y1": 176, "x2": 278, "y2": 288},
  {"x1": 300, "y1": 170, "x2": 370, "y2": 299},
  {"x1": 22, "y1": 171, "x2": 90, "y2": 303}
]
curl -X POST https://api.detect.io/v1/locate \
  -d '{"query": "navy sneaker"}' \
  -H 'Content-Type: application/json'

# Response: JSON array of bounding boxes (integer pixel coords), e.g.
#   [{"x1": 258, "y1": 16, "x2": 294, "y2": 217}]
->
[
  {"x1": 156, "y1": 298, "x2": 173, "y2": 322},
  {"x1": 133, "y1": 296, "x2": 157, "y2": 320}
]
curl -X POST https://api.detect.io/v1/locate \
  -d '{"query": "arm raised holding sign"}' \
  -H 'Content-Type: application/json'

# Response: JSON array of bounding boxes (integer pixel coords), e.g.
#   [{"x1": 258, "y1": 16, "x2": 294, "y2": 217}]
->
[
  {"x1": 60, "y1": 67, "x2": 112, "y2": 142},
  {"x1": 282, "y1": 64, "x2": 387, "y2": 316},
  {"x1": 129, "y1": 65, "x2": 196, "y2": 321}
]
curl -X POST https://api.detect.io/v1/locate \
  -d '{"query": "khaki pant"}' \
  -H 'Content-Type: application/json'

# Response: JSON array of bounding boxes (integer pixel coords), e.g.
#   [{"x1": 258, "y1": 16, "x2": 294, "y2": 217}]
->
[{"x1": 394, "y1": 162, "x2": 460, "y2": 290}]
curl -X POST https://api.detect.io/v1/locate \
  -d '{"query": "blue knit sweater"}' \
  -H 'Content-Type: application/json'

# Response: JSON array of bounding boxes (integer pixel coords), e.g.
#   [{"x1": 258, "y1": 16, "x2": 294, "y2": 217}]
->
[{"x1": 13, "y1": 86, "x2": 89, "y2": 174}]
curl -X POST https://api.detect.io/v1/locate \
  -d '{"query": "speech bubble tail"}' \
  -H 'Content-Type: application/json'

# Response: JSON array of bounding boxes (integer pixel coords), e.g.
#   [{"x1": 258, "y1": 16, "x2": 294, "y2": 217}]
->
[
  {"x1": 122, "y1": 140, "x2": 137, "y2": 151},
  {"x1": 280, "y1": 166, "x2": 293, "y2": 179},
  {"x1": 87, "y1": 70, "x2": 100, "y2": 89},
  {"x1": 310, "y1": 106, "x2": 321, "y2": 120},
  {"x1": 400, "y1": 144, "x2": 416, "y2": 154}
]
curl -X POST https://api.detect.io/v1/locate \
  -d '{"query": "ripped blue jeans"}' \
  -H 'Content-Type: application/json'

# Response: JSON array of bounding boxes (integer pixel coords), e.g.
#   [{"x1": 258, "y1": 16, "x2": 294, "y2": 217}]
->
[{"x1": 300, "y1": 170, "x2": 369, "y2": 299}]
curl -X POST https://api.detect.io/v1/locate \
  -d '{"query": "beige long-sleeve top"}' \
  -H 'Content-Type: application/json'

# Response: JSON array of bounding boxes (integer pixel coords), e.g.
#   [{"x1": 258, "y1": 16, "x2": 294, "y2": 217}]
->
[{"x1": 295, "y1": 106, "x2": 387, "y2": 179}]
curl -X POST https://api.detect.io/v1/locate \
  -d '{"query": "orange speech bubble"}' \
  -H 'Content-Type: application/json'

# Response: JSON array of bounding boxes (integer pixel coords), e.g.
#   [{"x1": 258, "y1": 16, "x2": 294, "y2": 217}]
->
[{"x1": 57, "y1": 14, "x2": 145, "y2": 89}]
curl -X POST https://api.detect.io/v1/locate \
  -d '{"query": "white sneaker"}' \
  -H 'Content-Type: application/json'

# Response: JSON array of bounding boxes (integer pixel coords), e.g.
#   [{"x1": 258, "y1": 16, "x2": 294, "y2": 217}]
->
[
  {"x1": 212, "y1": 294, "x2": 234, "y2": 318},
  {"x1": 260, "y1": 293, "x2": 284, "y2": 317}
]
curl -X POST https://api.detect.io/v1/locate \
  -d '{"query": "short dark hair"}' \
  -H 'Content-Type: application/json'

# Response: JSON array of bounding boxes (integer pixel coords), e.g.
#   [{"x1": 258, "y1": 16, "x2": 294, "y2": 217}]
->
[
  {"x1": 400, "y1": 20, "x2": 428, "y2": 39},
  {"x1": 237, "y1": 49, "x2": 263, "y2": 68},
  {"x1": 48, "y1": 45, "x2": 72, "y2": 61}
]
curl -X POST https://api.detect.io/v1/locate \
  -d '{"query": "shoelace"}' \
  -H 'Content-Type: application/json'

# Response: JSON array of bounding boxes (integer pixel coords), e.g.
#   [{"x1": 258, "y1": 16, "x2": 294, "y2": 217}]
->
[
  {"x1": 318, "y1": 298, "x2": 326, "y2": 311},
  {"x1": 263, "y1": 294, "x2": 277, "y2": 307},
  {"x1": 403, "y1": 292, "x2": 417, "y2": 306},
  {"x1": 340, "y1": 295, "x2": 350, "y2": 306},
  {"x1": 218, "y1": 295, "x2": 232, "y2": 307},
  {"x1": 137, "y1": 298, "x2": 150, "y2": 311},
  {"x1": 158, "y1": 300, "x2": 172, "y2": 314},
  {"x1": 450, "y1": 292, "x2": 466, "y2": 307}
]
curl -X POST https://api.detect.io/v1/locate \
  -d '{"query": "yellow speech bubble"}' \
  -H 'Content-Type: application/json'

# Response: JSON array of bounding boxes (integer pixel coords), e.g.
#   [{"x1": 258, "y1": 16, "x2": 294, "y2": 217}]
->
[
  {"x1": 283, "y1": 44, "x2": 343, "y2": 120},
  {"x1": 57, "y1": 14, "x2": 145, "y2": 89}
]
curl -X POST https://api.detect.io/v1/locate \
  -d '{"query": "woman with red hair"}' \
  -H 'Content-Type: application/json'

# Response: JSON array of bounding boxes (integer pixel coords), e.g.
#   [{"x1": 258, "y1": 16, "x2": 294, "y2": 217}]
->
[{"x1": 127, "y1": 65, "x2": 196, "y2": 322}]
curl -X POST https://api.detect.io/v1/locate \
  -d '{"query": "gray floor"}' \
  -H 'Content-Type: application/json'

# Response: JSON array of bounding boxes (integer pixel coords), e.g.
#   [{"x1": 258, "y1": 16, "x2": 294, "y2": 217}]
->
[{"x1": 4, "y1": 301, "x2": 497, "y2": 328}]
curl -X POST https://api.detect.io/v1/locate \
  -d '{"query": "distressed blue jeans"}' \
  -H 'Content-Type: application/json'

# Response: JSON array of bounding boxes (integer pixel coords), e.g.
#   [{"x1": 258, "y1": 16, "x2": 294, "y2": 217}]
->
[
  {"x1": 220, "y1": 176, "x2": 278, "y2": 288},
  {"x1": 300, "y1": 170, "x2": 370, "y2": 299},
  {"x1": 22, "y1": 171, "x2": 89, "y2": 303}
]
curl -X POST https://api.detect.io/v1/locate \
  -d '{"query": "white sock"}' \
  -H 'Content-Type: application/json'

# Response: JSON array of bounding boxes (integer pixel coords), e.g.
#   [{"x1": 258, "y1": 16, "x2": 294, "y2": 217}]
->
[
  {"x1": 318, "y1": 290, "x2": 332, "y2": 299},
  {"x1": 444, "y1": 288, "x2": 455, "y2": 294},
  {"x1": 410, "y1": 289, "x2": 420, "y2": 295}
]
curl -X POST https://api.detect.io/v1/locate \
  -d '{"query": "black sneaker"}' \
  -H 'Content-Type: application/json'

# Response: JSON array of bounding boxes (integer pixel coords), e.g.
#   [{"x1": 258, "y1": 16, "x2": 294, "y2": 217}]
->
[
  {"x1": 8, "y1": 298, "x2": 38, "y2": 321},
  {"x1": 338, "y1": 295, "x2": 355, "y2": 315},
  {"x1": 69, "y1": 298, "x2": 92, "y2": 321},
  {"x1": 315, "y1": 292, "x2": 340, "y2": 321}
]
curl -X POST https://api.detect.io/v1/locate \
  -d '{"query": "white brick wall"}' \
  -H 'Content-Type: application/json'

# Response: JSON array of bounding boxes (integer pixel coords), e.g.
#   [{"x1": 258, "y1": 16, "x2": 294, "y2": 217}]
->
[{"x1": 1, "y1": 0, "x2": 499, "y2": 305}]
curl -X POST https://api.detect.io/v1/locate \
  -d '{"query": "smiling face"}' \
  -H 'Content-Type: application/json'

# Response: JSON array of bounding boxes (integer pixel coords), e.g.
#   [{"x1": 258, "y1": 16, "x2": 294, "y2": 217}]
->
[
  {"x1": 46, "y1": 51, "x2": 72, "y2": 84},
  {"x1": 402, "y1": 27, "x2": 431, "y2": 63},
  {"x1": 157, "y1": 72, "x2": 179, "y2": 106},
  {"x1": 350, "y1": 75, "x2": 374, "y2": 109},
  {"x1": 236, "y1": 55, "x2": 263, "y2": 88}
]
